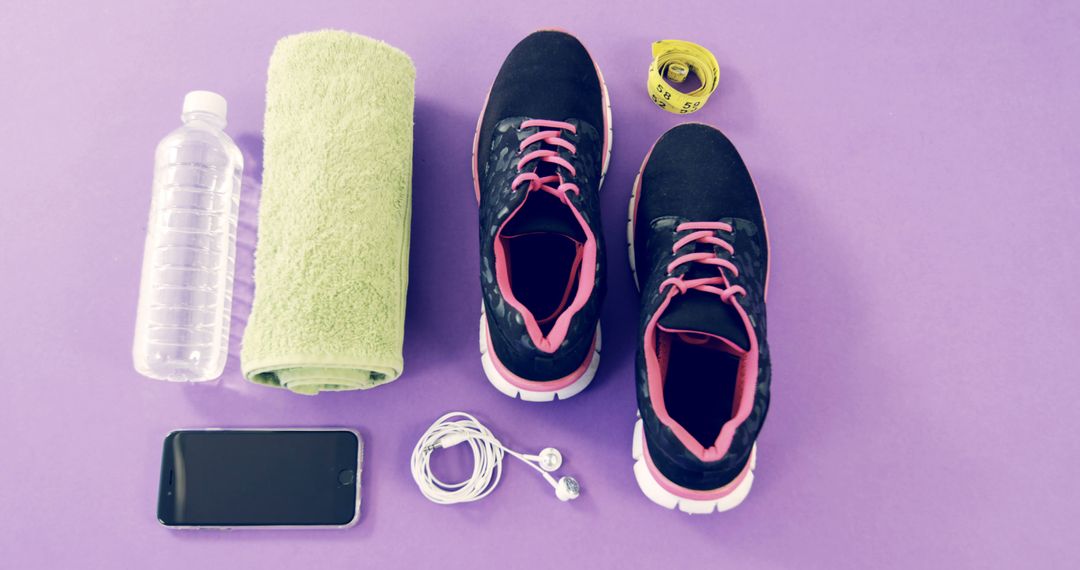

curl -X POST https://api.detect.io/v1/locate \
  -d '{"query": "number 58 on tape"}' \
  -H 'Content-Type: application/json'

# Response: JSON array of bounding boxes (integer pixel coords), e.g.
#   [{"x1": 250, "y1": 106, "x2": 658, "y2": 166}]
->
[{"x1": 647, "y1": 39, "x2": 720, "y2": 114}]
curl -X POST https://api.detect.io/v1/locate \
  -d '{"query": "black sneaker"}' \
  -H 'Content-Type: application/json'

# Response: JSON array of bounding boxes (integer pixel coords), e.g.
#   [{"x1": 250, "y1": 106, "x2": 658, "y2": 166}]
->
[
  {"x1": 628, "y1": 124, "x2": 771, "y2": 512},
  {"x1": 473, "y1": 30, "x2": 611, "y2": 401}
]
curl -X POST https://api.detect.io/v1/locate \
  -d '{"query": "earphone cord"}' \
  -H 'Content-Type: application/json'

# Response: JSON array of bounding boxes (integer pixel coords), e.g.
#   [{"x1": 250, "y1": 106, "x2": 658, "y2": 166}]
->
[{"x1": 410, "y1": 412, "x2": 558, "y2": 505}]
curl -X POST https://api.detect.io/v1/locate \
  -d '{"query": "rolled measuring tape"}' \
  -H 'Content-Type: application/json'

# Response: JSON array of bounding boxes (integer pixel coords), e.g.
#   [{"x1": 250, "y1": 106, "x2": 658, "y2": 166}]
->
[{"x1": 647, "y1": 39, "x2": 720, "y2": 114}]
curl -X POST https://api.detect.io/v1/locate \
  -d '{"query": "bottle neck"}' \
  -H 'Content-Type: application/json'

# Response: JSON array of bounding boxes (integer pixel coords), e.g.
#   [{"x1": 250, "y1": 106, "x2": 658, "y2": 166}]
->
[{"x1": 182, "y1": 111, "x2": 226, "y2": 129}]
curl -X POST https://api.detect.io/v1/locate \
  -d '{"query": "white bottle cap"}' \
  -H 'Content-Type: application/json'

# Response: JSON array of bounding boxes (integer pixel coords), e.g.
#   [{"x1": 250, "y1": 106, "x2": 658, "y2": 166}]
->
[{"x1": 182, "y1": 90, "x2": 227, "y2": 120}]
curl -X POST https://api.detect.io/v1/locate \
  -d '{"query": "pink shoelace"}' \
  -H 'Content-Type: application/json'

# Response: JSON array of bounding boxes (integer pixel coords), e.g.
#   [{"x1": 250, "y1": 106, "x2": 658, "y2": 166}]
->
[
  {"x1": 660, "y1": 221, "x2": 746, "y2": 302},
  {"x1": 511, "y1": 119, "x2": 579, "y2": 203}
]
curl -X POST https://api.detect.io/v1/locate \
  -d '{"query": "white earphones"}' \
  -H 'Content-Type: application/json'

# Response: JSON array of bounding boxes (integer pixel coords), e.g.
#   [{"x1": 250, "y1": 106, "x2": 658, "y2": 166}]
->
[{"x1": 411, "y1": 412, "x2": 581, "y2": 504}]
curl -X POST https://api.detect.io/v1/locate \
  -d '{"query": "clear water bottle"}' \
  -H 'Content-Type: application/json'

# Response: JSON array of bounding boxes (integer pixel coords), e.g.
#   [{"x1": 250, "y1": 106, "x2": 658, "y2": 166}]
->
[{"x1": 133, "y1": 91, "x2": 243, "y2": 382}]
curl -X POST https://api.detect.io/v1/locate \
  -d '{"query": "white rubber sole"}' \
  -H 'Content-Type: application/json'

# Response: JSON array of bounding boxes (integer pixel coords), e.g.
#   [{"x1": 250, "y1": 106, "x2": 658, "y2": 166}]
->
[
  {"x1": 632, "y1": 418, "x2": 756, "y2": 514},
  {"x1": 479, "y1": 312, "x2": 601, "y2": 402},
  {"x1": 596, "y1": 63, "x2": 614, "y2": 187}
]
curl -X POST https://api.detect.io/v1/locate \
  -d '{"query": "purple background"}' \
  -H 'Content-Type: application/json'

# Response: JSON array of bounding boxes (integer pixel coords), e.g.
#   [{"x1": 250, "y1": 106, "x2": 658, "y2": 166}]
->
[{"x1": 2, "y1": 1, "x2": 1078, "y2": 568}]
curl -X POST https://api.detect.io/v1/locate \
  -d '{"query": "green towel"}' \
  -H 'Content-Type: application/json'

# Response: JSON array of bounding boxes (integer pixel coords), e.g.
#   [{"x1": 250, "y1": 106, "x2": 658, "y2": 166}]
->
[{"x1": 241, "y1": 30, "x2": 415, "y2": 395}]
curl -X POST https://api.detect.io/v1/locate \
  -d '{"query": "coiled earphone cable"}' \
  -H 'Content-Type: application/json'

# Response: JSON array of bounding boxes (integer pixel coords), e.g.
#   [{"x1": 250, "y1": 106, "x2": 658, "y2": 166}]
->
[{"x1": 410, "y1": 412, "x2": 580, "y2": 504}]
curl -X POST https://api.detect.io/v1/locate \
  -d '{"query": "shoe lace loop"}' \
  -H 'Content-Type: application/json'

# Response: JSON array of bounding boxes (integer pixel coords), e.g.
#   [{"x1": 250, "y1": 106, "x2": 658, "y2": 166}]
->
[
  {"x1": 659, "y1": 221, "x2": 746, "y2": 302},
  {"x1": 511, "y1": 120, "x2": 579, "y2": 203}
]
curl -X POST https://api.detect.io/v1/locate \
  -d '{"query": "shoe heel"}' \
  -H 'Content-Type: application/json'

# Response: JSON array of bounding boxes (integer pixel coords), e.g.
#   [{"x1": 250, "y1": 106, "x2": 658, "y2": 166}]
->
[
  {"x1": 631, "y1": 418, "x2": 756, "y2": 514},
  {"x1": 479, "y1": 311, "x2": 601, "y2": 402}
]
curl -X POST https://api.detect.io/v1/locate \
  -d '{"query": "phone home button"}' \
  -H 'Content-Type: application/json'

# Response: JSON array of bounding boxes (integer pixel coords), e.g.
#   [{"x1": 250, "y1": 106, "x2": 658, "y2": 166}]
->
[{"x1": 338, "y1": 469, "x2": 356, "y2": 485}]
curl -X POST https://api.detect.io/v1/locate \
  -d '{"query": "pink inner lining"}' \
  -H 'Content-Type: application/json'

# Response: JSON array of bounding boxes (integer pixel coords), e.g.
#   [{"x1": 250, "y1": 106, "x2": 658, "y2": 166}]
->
[
  {"x1": 500, "y1": 233, "x2": 584, "y2": 329},
  {"x1": 656, "y1": 327, "x2": 748, "y2": 419},
  {"x1": 658, "y1": 325, "x2": 747, "y2": 358},
  {"x1": 629, "y1": 156, "x2": 767, "y2": 462},
  {"x1": 537, "y1": 241, "x2": 584, "y2": 327},
  {"x1": 492, "y1": 195, "x2": 596, "y2": 353},
  {"x1": 643, "y1": 290, "x2": 759, "y2": 462},
  {"x1": 471, "y1": 37, "x2": 611, "y2": 356}
]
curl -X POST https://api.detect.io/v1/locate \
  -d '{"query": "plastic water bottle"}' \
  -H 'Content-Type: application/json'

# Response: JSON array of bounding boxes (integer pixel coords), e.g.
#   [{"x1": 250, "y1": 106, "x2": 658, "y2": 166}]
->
[{"x1": 133, "y1": 91, "x2": 243, "y2": 382}]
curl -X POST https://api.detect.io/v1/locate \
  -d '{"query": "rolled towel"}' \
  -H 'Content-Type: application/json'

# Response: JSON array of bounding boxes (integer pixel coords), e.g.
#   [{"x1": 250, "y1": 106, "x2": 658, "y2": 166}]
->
[{"x1": 241, "y1": 30, "x2": 415, "y2": 395}]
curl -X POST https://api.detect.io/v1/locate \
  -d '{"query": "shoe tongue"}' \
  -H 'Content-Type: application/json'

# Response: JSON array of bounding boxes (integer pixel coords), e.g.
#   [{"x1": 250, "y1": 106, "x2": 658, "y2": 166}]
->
[
  {"x1": 501, "y1": 192, "x2": 586, "y2": 241},
  {"x1": 501, "y1": 212, "x2": 584, "y2": 240},
  {"x1": 658, "y1": 290, "x2": 750, "y2": 352}
]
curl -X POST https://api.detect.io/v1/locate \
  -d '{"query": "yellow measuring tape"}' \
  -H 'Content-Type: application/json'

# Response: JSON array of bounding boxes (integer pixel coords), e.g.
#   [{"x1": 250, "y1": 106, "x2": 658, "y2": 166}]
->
[{"x1": 647, "y1": 40, "x2": 720, "y2": 114}]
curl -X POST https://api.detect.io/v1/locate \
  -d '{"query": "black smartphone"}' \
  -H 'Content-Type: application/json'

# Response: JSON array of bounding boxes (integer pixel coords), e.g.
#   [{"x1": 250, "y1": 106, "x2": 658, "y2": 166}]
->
[{"x1": 157, "y1": 429, "x2": 362, "y2": 529}]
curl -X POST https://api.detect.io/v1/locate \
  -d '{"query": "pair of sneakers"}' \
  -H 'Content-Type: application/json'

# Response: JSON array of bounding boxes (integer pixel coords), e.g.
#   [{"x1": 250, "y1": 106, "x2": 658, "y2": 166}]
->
[{"x1": 474, "y1": 31, "x2": 771, "y2": 514}]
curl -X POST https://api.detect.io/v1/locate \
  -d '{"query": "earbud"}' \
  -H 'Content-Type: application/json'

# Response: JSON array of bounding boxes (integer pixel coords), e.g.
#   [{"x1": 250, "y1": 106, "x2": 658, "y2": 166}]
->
[
  {"x1": 555, "y1": 476, "x2": 580, "y2": 501},
  {"x1": 524, "y1": 448, "x2": 578, "y2": 500},
  {"x1": 531, "y1": 447, "x2": 563, "y2": 472}
]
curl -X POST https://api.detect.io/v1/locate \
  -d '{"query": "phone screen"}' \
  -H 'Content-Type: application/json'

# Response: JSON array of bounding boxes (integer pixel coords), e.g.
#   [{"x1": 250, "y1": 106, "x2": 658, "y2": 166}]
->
[{"x1": 157, "y1": 429, "x2": 361, "y2": 528}]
